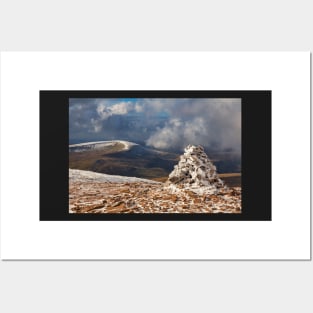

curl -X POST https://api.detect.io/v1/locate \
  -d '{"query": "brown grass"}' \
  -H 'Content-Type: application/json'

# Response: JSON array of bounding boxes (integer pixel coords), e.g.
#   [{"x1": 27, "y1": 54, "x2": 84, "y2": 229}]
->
[
  {"x1": 218, "y1": 173, "x2": 241, "y2": 178},
  {"x1": 150, "y1": 176, "x2": 168, "y2": 183}
]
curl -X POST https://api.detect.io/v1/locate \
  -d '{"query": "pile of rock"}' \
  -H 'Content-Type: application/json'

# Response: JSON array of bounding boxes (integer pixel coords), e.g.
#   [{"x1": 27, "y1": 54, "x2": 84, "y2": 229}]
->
[{"x1": 166, "y1": 145, "x2": 224, "y2": 193}]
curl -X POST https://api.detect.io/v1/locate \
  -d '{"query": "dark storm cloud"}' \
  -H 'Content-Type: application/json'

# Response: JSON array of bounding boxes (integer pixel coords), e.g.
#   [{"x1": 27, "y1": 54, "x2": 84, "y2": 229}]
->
[
  {"x1": 69, "y1": 98, "x2": 241, "y2": 154},
  {"x1": 69, "y1": 98, "x2": 167, "y2": 144},
  {"x1": 144, "y1": 98, "x2": 241, "y2": 154}
]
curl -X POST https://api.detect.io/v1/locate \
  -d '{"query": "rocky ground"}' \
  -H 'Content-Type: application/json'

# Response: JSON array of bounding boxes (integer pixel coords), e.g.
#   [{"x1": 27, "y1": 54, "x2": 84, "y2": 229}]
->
[
  {"x1": 69, "y1": 145, "x2": 241, "y2": 214},
  {"x1": 69, "y1": 180, "x2": 241, "y2": 214}
]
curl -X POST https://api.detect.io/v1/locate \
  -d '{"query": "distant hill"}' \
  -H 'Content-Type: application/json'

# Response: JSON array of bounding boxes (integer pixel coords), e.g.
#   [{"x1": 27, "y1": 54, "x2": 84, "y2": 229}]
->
[
  {"x1": 69, "y1": 140, "x2": 241, "y2": 185},
  {"x1": 69, "y1": 140, "x2": 179, "y2": 180}
]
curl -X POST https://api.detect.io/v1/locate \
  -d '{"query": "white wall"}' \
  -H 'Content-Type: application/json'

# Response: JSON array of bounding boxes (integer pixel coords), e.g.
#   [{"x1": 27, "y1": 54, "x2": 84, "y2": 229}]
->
[{"x1": 0, "y1": 1, "x2": 312, "y2": 312}]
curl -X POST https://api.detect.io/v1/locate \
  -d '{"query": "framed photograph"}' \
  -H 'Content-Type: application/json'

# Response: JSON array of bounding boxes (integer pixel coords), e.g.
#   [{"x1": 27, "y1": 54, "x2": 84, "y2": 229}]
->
[
  {"x1": 1, "y1": 52, "x2": 310, "y2": 260},
  {"x1": 40, "y1": 90, "x2": 271, "y2": 221}
]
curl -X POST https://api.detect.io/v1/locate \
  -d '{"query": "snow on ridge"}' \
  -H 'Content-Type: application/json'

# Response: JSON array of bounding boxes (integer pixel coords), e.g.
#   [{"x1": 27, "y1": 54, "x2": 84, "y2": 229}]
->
[
  {"x1": 69, "y1": 140, "x2": 138, "y2": 152},
  {"x1": 69, "y1": 169, "x2": 160, "y2": 184},
  {"x1": 120, "y1": 140, "x2": 138, "y2": 151}
]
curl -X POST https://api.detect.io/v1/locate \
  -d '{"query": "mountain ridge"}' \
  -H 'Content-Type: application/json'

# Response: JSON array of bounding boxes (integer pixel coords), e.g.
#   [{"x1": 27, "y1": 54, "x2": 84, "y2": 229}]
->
[{"x1": 69, "y1": 140, "x2": 241, "y2": 185}]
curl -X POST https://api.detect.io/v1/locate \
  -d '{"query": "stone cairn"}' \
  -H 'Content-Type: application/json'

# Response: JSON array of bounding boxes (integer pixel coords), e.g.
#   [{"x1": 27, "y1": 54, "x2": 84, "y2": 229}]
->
[{"x1": 166, "y1": 145, "x2": 224, "y2": 191}]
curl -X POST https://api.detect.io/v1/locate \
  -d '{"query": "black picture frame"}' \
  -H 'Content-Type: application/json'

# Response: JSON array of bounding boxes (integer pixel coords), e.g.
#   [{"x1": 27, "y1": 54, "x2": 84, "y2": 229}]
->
[{"x1": 40, "y1": 90, "x2": 271, "y2": 221}]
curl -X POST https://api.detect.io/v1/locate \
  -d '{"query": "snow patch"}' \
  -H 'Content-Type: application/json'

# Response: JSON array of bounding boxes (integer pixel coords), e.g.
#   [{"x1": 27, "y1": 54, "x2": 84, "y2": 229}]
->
[
  {"x1": 69, "y1": 140, "x2": 138, "y2": 152},
  {"x1": 69, "y1": 169, "x2": 160, "y2": 184}
]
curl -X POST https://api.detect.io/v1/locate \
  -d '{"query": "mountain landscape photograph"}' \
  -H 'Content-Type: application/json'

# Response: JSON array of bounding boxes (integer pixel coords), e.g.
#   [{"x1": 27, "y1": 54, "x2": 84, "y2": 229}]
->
[{"x1": 69, "y1": 98, "x2": 241, "y2": 214}]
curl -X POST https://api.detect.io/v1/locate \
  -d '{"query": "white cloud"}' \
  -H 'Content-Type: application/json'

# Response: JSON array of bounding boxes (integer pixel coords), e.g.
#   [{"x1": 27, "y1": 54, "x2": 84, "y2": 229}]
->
[
  {"x1": 145, "y1": 99, "x2": 241, "y2": 153},
  {"x1": 90, "y1": 118, "x2": 103, "y2": 133},
  {"x1": 96, "y1": 103, "x2": 112, "y2": 120},
  {"x1": 135, "y1": 103, "x2": 144, "y2": 113},
  {"x1": 96, "y1": 101, "x2": 133, "y2": 121},
  {"x1": 146, "y1": 119, "x2": 182, "y2": 150},
  {"x1": 146, "y1": 117, "x2": 210, "y2": 151},
  {"x1": 110, "y1": 102, "x2": 131, "y2": 115},
  {"x1": 89, "y1": 101, "x2": 134, "y2": 133}
]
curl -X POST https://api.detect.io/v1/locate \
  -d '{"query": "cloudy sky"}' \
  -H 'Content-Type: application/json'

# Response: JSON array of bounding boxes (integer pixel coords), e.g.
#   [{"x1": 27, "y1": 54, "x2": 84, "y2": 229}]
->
[{"x1": 69, "y1": 98, "x2": 241, "y2": 154}]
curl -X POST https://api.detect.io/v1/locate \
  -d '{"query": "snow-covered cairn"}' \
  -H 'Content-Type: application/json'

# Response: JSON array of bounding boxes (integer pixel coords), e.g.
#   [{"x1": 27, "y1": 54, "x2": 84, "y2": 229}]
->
[{"x1": 166, "y1": 145, "x2": 224, "y2": 192}]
